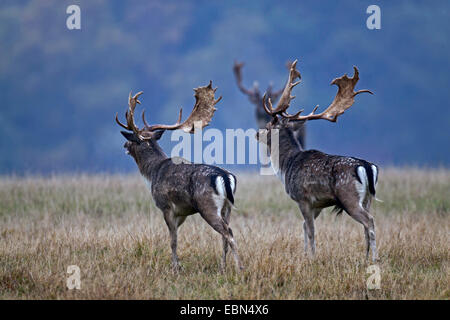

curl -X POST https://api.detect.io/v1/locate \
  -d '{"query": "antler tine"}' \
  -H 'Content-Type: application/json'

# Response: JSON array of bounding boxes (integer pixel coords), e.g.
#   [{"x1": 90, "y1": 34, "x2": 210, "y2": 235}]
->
[
  {"x1": 270, "y1": 59, "x2": 302, "y2": 115},
  {"x1": 287, "y1": 66, "x2": 373, "y2": 122},
  {"x1": 115, "y1": 112, "x2": 129, "y2": 130},
  {"x1": 176, "y1": 108, "x2": 183, "y2": 124},
  {"x1": 124, "y1": 91, "x2": 144, "y2": 136},
  {"x1": 144, "y1": 106, "x2": 185, "y2": 132},
  {"x1": 115, "y1": 91, "x2": 146, "y2": 136},
  {"x1": 233, "y1": 60, "x2": 245, "y2": 80},
  {"x1": 281, "y1": 108, "x2": 305, "y2": 119},
  {"x1": 262, "y1": 93, "x2": 274, "y2": 116},
  {"x1": 261, "y1": 59, "x2": 302, "y2": 120},
  {"x1": 141, "y1": 110, "x2": 150, "y2": 128},
  {"x1": 233, "y1": 60, "x2": 253, "y2": 95},
  {"x1": 142, "y1": 107, "x2": 183, "y2": 130},
  {"x1": 354, "y1": 89, "x2": 373, "y2": 96},
  {"x1": 285, "y1": 60, "x2": 295, "y2": 71}
]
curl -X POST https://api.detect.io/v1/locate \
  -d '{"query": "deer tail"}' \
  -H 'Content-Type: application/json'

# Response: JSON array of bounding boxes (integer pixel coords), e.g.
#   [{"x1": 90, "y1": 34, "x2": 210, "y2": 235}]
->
[
  {"x1": 211, "y1": 173, "x2": 236, "y2": 205},
  {"x1": 356, "y1": 162, "x2": 378, "y2": 196}
]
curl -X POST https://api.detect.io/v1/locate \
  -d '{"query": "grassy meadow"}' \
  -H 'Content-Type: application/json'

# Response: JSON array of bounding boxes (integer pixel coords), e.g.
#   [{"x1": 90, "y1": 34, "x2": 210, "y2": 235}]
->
[{"x1": 0, "y1": 168, "x2": 448, "y2": 299}]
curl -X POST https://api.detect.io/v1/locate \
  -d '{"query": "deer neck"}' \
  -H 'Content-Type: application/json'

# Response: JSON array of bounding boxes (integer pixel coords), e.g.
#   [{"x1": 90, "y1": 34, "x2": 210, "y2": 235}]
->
[
  {"x1": 270, "y1": 127, "x2": 303, "y2": 183},
  {"x1": 134, "y1": 141, "x2": 168, "y2": 183}
]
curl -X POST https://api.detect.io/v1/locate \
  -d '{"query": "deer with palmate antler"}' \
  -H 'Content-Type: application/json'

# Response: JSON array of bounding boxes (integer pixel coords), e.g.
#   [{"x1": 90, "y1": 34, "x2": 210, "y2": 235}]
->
[
  {"x1": 116, "y1": 81, "x2": 243, "y2": 272},
  {"x1": 256, "y1": 60, "x2": 379, "y2": 262},
  {"x1": 233, "y1": 60, "x2": 307, "y2": 148}
]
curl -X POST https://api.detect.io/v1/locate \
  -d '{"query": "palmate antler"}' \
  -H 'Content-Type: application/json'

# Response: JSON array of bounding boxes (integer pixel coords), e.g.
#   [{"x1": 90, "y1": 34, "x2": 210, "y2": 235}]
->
[
  {"x1": 262, "y1": 60, "x2": 373, "y2": 123},
  {"x1": 116, "y1": 81, "x2": 222, "y2": 139}
]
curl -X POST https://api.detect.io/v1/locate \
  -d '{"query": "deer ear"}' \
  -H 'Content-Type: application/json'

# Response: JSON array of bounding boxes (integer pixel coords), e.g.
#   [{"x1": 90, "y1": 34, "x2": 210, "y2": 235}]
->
[
  {"x1": 121, "y1": 131, "x2": 140, "y2": 143},
  {"x1": 152, "y1": 129, "x2": 165, "y2": 141}
]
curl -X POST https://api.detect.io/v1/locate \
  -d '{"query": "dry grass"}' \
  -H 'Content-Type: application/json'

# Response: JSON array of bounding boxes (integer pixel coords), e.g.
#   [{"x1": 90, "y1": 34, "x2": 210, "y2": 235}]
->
[{"x1": 0, "y1": 168, "x2": 448, "y2": 299}]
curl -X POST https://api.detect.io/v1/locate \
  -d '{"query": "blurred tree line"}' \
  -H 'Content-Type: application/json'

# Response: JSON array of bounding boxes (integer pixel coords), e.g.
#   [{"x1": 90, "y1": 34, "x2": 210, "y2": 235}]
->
[{"x1": 0, "y1": 0, "x2": 449, "y2": 173}]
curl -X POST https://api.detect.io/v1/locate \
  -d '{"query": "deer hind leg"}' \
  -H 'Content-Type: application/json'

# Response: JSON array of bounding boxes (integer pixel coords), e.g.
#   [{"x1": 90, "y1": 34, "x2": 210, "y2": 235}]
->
[
  {"x1": 162, "y1": 209, "x2": 186, "y2": 271},
  {"x1": 199, "y1": 198, "x2": 243, "y2": 272},
  {"x1": 366, "y1": 211, "x2": 377, "y2": 262},
  {"x1": 364, "y1": 227, "x2": 370, "y2": 259},
  {"x1": 351, "y1": 208, "x2": 377, "y2": 262},
  {"x1": 362, "y1": 197, "x2": 373, "y2": 260},
  {"x1": 339, "y1": 195, "x2": 378, "y2": 262},
  {"x1": 220, "y1": 203, "x2": 232, "y2": 272}
]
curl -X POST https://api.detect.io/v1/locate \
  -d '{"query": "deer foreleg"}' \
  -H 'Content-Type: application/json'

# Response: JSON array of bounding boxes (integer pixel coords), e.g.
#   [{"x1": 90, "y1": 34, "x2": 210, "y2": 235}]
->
[
  {"x1": 163, "y1": 210, "x2": 181, "y2": 271},
  {"x1": 302, "y1": 221, "x2": 309, "y2": 254},
  {"x1": 298, "y1": 203, "x2": 317, "y2": 256},
  {"x1": 305, "y1": 216, "x2": 316, "y2": 255}
]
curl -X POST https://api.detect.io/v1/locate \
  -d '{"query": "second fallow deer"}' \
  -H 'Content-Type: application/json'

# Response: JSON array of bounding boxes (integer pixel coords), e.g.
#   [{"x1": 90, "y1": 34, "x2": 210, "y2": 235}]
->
[{"x1": 256, "y1": 60, "x2": 379, "y2": 262}]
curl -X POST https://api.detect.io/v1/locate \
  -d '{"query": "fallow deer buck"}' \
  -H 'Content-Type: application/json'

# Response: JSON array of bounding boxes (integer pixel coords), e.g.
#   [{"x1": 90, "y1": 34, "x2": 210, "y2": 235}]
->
[
  {"x1": 256, "y1": 60, "x2": 379, "y2": 262},
  {"x1": 116, "y1": 82, "x2": 243, "y2": 271},
  {"x1": 233, "y1": 60, "x2": 307, "y2": 148}
]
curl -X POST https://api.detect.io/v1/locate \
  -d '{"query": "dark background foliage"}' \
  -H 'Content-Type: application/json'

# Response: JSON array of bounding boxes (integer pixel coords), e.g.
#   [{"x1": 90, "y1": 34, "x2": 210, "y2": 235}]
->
[{"x1": 0, "y1": 0, "x2": 449, "y2": 173}]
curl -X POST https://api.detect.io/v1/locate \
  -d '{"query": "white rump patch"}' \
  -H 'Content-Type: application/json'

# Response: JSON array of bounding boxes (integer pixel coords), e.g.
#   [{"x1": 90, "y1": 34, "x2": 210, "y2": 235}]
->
[
  {"x1": 355, "y1": 166, "x2": 368, "y2": 208},
  {"x1": 371, "y1": 165, "x2": 378, "y2": 186},
  {"x1": 228, "y1": 174, "x2": 236, "y2": 194},
  {"x1": 215, "y1": 176, "x2": 226, "y2": 198},
  {"x1": 213, "y1": 176, "x2": 227, "y2": 218}
]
